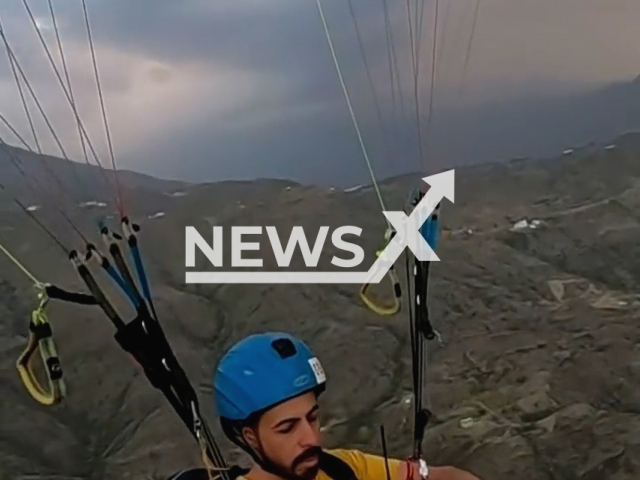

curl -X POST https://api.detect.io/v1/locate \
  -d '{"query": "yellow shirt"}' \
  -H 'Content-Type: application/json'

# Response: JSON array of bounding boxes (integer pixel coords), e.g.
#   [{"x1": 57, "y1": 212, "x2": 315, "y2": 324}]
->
[
  {"x1": 316, "y1": 449, "x2": 403, "y2": 480},
  {"x1": 239, "y1": 448, "x2": 403, "y2": 480}
]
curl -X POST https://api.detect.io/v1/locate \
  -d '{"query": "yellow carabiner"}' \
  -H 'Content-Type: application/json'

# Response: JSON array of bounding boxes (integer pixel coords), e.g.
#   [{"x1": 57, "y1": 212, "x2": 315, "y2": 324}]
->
[
  {"x1": 16, "y1": 285, "x2": 66, "y2": 406},
  {"x1": 359, "y1": 227, "x2": 402, "y2": 316}
]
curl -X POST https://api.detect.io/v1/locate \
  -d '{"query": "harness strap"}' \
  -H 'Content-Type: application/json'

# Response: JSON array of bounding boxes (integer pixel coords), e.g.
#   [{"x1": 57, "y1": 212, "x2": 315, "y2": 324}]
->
[
  {"x1": 87, "y1": 243, "x2": 141, "y2": 310},
  {"x1": 100, "y1": 225, "x2": 148, "y2": 314},
  {"x1": 71, "y1": 250, "x2": 125, "y2": 329},
  {"x1": 319, "y1": 451, "x2": 360, "y2": 480},
  {"x1": 122, "y1": 216, "x2": 157, "y2": 320},
  {"x1": 405, "y1": 190, "x2": 442, "y2": 461},
  {"x1": 113, "y1": 312, "x2": 229, "y2": 473},
  {"x1": 168, "y1": 467, "x2": 248, "y2": 480},
  {"x1": 170, "y1": 452, "x2": 360, "y2": 480},
  {"x1": 45, "y1": 284, "x2": 97, "y2": 305},
  {"x1": 75, "y1": 229, "x2": 229, "y2": 476}
]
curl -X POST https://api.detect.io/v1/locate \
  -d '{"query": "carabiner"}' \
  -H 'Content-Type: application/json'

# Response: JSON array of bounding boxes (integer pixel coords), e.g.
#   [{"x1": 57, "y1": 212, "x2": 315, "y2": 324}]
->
[{"x1": 16, "y1": 285, "x2": 66, "y2": 406}]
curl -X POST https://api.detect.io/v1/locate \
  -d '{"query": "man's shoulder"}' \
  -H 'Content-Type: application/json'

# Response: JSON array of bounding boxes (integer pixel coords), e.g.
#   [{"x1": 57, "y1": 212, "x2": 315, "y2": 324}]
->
[
  {"x1": 324, "y1": 448, "x2": 356, "y2": 460},
  {"x1": 319, "y1": 449, "x2": 361, "y2": 480},
  {"x1": 323, "y1": 448, "x2": 402, "y2": 480},
  {"x1": 320, "y1": 449, "x2": 369, "y2": 480},
  {"x1": 324, "y1": 448, "x2": 394, "y2": 464}
]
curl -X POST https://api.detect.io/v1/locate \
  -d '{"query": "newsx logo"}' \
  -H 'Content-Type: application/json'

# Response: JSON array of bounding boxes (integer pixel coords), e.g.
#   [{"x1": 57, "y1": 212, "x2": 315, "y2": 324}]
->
[{"x1": 185, "y1": 170, "x2": 454, "y2": 284}]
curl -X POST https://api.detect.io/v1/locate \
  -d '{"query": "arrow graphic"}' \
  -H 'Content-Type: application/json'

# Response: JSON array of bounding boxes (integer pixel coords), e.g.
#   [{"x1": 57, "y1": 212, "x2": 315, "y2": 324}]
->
[
  {"x1": 185, "y1": 170, "x2": 455, "y2": 284},
  {"x1": 362, "y1": 169, "x2": 455, "y2": 285}
]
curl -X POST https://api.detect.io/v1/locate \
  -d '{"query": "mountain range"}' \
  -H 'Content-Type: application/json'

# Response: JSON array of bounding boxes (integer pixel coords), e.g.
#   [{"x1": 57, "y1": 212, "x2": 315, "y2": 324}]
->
[{"x1": 1, "y1": 131, "x2": 639, "y2": 480}]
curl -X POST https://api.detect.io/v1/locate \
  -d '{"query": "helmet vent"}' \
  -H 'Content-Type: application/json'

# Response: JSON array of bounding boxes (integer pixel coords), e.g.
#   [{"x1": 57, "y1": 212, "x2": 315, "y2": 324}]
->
[{"x1": 271, "y1": 338, "x2": 297, "y2": 358}]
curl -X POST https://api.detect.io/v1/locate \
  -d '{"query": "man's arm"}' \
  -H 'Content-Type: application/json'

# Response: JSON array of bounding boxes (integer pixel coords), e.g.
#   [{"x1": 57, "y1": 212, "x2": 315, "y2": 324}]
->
[{"x1": 327, "y1": 449, "x2": 482, "y2": 480}]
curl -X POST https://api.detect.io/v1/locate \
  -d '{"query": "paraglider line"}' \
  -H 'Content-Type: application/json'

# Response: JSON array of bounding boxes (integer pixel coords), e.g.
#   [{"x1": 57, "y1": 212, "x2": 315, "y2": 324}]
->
[
  {"x1": 80, "y1": 0, "x2": 124, "y2": 218},
  {"x1": 315, "y1": 0, "x2": 390, "y2": 227}
]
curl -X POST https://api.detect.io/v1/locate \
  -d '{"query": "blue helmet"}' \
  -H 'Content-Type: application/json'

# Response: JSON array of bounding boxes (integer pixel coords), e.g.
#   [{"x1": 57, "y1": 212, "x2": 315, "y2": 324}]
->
[{"x1": 213, "y1": 332, "x2": 327, "y2": 422}]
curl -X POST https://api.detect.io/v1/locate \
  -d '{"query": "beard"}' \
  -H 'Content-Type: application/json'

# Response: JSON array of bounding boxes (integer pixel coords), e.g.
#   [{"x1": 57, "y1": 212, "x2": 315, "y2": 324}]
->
[
  {"x1": 291, "y1": 446, "x2": 322, "y2": 480},
  {"x1": 260, "y1": 446, "x2": 323, "y2": 480}
]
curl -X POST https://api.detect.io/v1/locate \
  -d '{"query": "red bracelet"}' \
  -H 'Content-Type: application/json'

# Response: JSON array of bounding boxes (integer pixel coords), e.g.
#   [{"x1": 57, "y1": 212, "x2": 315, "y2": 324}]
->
[{"x1": 405, "y1": 460, "x2": 414, "y2": 480}]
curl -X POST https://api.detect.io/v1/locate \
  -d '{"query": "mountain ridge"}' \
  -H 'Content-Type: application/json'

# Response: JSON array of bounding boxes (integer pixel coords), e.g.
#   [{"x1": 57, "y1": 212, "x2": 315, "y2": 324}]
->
[{"x1": 1, "y1": 131, "x2": 639, "y2": 480}]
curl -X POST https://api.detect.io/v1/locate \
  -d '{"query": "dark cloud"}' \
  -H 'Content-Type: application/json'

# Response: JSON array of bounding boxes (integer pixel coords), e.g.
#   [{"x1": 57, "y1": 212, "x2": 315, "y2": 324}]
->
[
  {"x1": 1, "y1": 0, "x2": 639, "y2": 186},
  {"x1": 127, "y1": 79, "x2": 640, "y2": 187},
  {"x1": 125, "y1": 97, "x2": 410, "y2": 186}
]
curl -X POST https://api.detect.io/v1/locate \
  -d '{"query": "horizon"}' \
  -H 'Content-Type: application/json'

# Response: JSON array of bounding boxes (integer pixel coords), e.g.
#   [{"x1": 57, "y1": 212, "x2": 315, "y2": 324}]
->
[
  {"x1": 1, "y1": 127, "x2": 635, "y2": 190},
  {"x1": 0, "y1": 0, "x2": 639, "y2": 186}
]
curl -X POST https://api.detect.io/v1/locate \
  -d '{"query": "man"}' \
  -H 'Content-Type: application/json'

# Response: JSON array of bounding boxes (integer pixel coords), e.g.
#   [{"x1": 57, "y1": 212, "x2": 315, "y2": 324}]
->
[{"x1": 210, "y1": 331, "x2": 482, "y2": 480}]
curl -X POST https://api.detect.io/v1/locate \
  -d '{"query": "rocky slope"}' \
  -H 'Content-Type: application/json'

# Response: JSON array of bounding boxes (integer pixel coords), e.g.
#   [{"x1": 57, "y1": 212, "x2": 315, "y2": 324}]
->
[{"x1": 1, "y1": 143, "x2": 639, "y2": 480}]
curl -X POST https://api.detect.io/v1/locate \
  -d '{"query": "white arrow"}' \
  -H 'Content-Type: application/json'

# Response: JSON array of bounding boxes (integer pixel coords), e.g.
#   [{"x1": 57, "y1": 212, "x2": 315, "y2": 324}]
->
[
  {"x1": 423, "y1": 169, "x2": 455, "y2": 203},
  {"x1": 363, "y1": 169, "x2": 455, "y2": 284},
  {"x1": 185, "y1": 170, "x2": 455, "y2": 285},
  {"x1": 406, "y1": 169, "x2": 454, "y2": 260}
]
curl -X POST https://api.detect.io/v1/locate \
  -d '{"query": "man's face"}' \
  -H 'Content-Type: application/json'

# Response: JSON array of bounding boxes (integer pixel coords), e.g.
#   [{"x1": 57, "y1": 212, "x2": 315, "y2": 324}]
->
[{"x1": 244, "y1": 392, "x2": 322, "y2": 480}]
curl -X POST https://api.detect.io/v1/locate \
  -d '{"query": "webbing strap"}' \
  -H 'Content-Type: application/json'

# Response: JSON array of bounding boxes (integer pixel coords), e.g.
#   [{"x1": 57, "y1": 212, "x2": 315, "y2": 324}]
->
[
  {"x1": 113, "y1": 313, "x2": 228, "y2": 474},
  {"x1": 318, "y1": 451, "x2": 360, "y2": 480},
  {"x1": 413, "y1": 198, "x2": 440, "y2": 341},
  {"x1": 71, "y1": 251, "x2": 125, "y2": 329},
  {"x1": 103, "y1": 229, "x2": 147, "y2": 314},
  {"x1": 122, "y1": 217, "x2": 158, "y2": 320},
  {"x1": 170, "y1": 452, "x2": 360, "y2": 480},
  {"x1": 414, "y1": 261, "x2": 435, "y2": 340},
  {"x1": 407, "y1": 191, "x2": 442, "y2": 460},
  {"x1": 45, "y1": 284, "x2": 97, "y2": 305},
  {"x1": 88, "y1": 244, "x2": 140, "y2": 308},
  {"x1": 114, "y1": 315, "x2": 183, "y2": 390},
  {"x1": 76, "y1": 223, "x2": 226, "y2": 474}
]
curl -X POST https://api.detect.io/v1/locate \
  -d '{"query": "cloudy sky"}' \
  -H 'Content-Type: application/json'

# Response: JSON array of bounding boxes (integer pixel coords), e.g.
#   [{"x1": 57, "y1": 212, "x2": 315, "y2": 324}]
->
[{"x1": 0, "y1": 0, "x2": 639, "y2": 186}]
